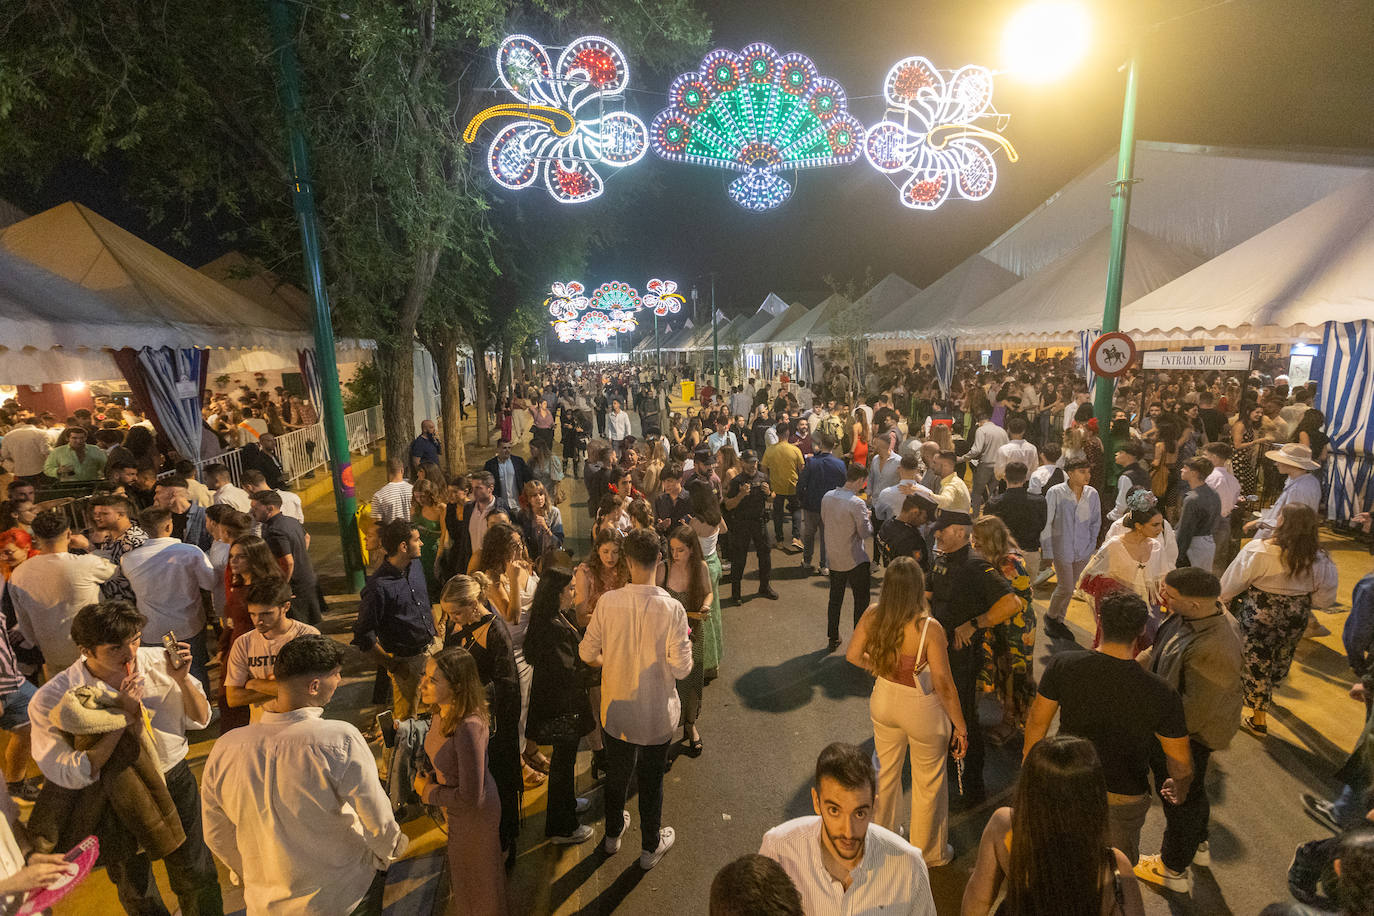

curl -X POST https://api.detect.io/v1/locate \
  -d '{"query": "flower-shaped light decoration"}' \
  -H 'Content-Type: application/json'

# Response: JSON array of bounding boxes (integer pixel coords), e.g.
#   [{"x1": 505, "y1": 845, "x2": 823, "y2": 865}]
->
[
  {"x1": 544, "y1": 281, "x2": 589, "y2": 322},
  {"x1": 864, "y1": 57, "x2": 1018, "y2": 210},
  {"x1": 555, "y1": 309, "x2": 637, "y2": 344},
  {"x1": 464, "y1": 35, "x2": 649, "y2": 203},
  {"x1": 548, "y1": 280, "x2": 641, "y2": 343},
  {"x1": 643, "y1": 279, "x2": 685, "y2": 316},
  {"x1": 650, "y1": 43, "x2": 864, "y2": 211}
]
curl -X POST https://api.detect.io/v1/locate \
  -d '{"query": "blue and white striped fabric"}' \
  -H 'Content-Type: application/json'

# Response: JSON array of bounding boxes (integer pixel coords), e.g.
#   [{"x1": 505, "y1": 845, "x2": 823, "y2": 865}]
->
[
  {"x1": 931, "y1": 337, "x2": 956, "y2": 397},
  {"x1": 463, "y1": 356, "x2": 476, "y2": 403},
  {"x1": 802, "y1": 341, "x2": 816, "y2": 384},
  {"x1": 137, "y1": 346, "x2": 208, "y2": 463},
  {"x1": 1078, "y1": 328, "x2": 1102, "y2": 398},
  {"x1": 1315, "y1": 320, "x2": 1374, "y2": 520},
  {"x1": 297, "y1": 347, "x2": 325, "y2": 425}
]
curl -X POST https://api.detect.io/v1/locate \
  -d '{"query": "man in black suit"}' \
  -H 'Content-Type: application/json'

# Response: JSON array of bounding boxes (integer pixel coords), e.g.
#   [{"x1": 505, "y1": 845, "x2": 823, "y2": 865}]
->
[
  {"x1": 241, "y1": 433, "x2": 287, "y2": 491},
  {"x1": 483, "y1": 438, "x2": 533, "y2": 513}
]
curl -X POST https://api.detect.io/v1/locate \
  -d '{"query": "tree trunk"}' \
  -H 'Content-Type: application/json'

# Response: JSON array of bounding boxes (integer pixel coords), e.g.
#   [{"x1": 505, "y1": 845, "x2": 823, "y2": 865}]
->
[
  {"x1": 474, "y1": 343, "x2": 492, "y2": 448},
  {"x1": 421, "y1": 327, "x2": 467, "y2": 477},
  {"x1": 375, "y1": 338, "x2": 413, "y2": 465}
]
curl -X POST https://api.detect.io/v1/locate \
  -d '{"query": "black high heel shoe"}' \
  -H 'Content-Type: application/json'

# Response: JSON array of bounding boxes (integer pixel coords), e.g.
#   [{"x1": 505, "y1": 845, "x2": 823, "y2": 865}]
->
[{"x1": 684, "y1": 727, "x2": 703, "y2": 758}]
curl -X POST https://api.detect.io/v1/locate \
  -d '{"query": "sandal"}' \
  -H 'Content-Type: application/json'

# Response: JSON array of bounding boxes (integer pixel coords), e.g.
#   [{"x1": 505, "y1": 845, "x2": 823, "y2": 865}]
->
[
  {"x1": 523, "y1": 748, "x2": 551, "y2": 774},
  {"x1": 522, "y1": 763, "x2": 548, "y2": 788},
  {"x1": 1243, "y1": 714, "x2": 1268, "y2": 735}
]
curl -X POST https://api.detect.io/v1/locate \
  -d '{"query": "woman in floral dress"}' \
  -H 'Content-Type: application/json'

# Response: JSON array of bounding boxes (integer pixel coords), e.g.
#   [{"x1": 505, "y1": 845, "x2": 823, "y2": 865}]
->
[{"x1": 971, "y1": 516, "x2": 1036, "y2": 744}]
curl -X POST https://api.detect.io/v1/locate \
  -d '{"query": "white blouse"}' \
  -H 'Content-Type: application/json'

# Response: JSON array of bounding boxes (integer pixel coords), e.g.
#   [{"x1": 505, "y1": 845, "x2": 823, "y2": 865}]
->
[
  {"x1": 1220, "y1": 538, "x2": 1338, "y2": 606},
  {"x1": 1079, "y1": 534, "x2": 1171, "y2": 607}
]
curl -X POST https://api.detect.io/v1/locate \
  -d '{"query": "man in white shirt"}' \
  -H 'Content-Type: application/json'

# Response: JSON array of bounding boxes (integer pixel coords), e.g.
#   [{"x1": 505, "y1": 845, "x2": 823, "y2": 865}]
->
[
  {"x1": 206, "y1": 462, "x2": 251, "y2": 512},
  {"x1": 28, "y1": 600, "x2": 220, "y2": 914},
  {"x1": 606, "y1": 399, "x2": 632, "y2": 451},
  {"x1": 368, "y1": 457, "x2": 414, "y2": 528},
  {"x1": 707, "y1": 415, "x2": 739, "y2": 456},
  {"x1": 964, "y1": 411, "x2": 1010, "y2": 515},
  {"x1": 760, "y1": 742, "x2": 936, "y2": 916},
  {"x1": 994, "y1": 416, "x2": 1039, "y2": 484},
  {"x1": 242, "y1": 468, "x2": 304, "y2": 525},
  {"x1": 121, "y1": 507, "x2": 217, "y2": 697},
  {"x1": 821, "y1": 464, "x2": 873, "y2": 653},
  {"x1": 0, "y1": 416, "x2": 50, "y2": 481},
  {"x1": 874, "y1": 454, "x2": 937, "y2": 523},
  {"x1": 579, "y1": 529, "x2": 693, "y2": 871},
  {"x1": 865, "y1": 434, "x2": 901, "y2": 505},
  {"x1": 1245, "y1": 443, "x2": 1322, "y2": 540},
  {"x1": 1203, "y1": 442, "x2": 1242, "y2": 576},
  {"x1": 1064, "y1": 387, "x2": 1091, "y2": 431},
  {"x1": 8, "y1": 511, "x2": 116, "y2": 674},
  {"x1": 729, "y1": 385, "x2": 752, "y2": 420},
  {"x1": 224, "y1": 580, "x2": 319, "y2": 720},
  {"x1": 201, "y1": 634, "x2": 407, "y2": 916},
  {"x1": 796, "y1": 381, "x2": 815, "y2": 412}
]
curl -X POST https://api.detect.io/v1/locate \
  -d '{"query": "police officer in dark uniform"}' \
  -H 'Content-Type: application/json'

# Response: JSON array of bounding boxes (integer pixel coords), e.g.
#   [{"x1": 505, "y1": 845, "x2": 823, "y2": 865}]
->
[
  {"x1": 724, "y1": 449, "x2": 778, "y2": 602},
  {"x1": 928, "y1": 509, "x2": 1021, "y2": 808}
]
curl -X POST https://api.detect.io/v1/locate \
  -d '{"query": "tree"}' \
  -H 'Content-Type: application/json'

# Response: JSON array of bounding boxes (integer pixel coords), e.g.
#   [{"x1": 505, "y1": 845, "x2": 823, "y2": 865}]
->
[
  {"x1": 823, "y1": 268, "x2": 876, "y2": 403},
  {"x1": 0, "y1": 0, "x2": 710, "y2": 462}
]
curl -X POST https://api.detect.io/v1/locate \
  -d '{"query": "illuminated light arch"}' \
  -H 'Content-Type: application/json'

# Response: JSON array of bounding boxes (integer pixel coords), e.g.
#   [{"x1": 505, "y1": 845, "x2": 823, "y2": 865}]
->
[
  {"x1": 465, "y1": 34, "x2": 649, "y2": 203},
  {"x1": 643, "y1": 279, "x2": 685, "y2": 316},
  {"x1": 864, "y1": 57, "x2": 1018, "y2": 211},
  {"x1": 650, "y1": 43, "x2": 864, "y2": 211}
]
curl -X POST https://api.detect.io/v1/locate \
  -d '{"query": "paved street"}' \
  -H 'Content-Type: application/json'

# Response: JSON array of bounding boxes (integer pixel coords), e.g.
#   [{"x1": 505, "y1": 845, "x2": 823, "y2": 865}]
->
[{"x1": 55, "y1": 418, "x2": 1372, "y2": 915}]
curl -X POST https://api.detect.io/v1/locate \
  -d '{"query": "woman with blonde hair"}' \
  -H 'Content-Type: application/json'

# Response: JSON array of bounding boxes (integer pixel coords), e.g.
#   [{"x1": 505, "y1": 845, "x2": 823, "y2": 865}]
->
[
  {"x1": 1221, "y1": 503, "x2": 1338, "y2": 734},
  {"x1": 845, "y1": 557, "x2": 967, "y2": 864},
  {"x1": 416, "y1": 647, "x2": 509, "y2": 915},
  {"x1": 971, "y1": 516, "x2": 1038, "y2": 744},
  {"x1": 516, "y1": 479, "x2": 563, "y2": 560},
  {"x1": 439, "y1": 572, "x2": 523, "y2": 862}
]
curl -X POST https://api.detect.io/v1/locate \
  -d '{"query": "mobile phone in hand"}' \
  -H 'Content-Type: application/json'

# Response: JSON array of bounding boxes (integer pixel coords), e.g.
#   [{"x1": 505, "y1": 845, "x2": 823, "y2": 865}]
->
[{"x1": 161, "y1": 631, "x2": 184, "y2": 669}]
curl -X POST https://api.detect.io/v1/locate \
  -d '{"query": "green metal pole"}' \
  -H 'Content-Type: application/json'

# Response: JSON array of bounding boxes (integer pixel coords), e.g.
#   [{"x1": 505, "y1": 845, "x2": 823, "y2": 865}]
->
[
  {"x1": 266, "y1": 0, "x2": 364, "y2": 590},
  {"x1": 1094, "y1": 53, "x2": 1140, "y2": 457},
  {"x1": 711, "y1": 274, "x2": 719, "y2": 392}
]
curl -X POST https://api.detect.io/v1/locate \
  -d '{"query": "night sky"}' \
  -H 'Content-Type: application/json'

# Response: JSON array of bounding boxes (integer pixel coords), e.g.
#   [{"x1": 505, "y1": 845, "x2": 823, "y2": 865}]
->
[{"x1": 6, "y1": 0, "x2": 1371, "y2": 360}]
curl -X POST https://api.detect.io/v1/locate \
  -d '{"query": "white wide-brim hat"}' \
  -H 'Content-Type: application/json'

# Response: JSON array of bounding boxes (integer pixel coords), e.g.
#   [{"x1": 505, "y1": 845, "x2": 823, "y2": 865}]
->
[{"x1": 1265, "y1": 442, "x2": 1320, "y2": 470}]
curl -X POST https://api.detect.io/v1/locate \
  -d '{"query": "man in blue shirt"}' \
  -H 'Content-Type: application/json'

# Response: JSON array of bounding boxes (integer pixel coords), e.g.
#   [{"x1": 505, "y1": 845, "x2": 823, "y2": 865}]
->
[
  {"x1": 409, "y1": 419, "x2": 442, "y2": 473},
  {"x1": 797, "y1": 431, "x2": 847, "y2": 575},
  {"x1": 1246, "y1": 443, "x2": 1322, "y2": 540},
  {"x1": 352, "y1": 519, "x2": 436, "y2": 720}
]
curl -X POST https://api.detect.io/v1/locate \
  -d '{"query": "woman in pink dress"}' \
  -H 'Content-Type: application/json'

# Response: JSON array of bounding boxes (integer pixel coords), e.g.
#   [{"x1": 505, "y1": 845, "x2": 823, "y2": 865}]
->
[{"x1": 416, "y1": 648, "x2": 509, "y2": 916}]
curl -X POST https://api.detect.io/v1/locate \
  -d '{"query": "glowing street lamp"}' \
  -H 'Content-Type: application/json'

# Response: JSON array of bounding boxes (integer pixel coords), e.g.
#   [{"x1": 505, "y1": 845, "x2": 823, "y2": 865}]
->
[
  {"x1": 1005, "y1": 3, "x2": 1133, "y2": 446},
  {"x1": 1001, "y1": 2, "x2": 1091, "y2": 83}
]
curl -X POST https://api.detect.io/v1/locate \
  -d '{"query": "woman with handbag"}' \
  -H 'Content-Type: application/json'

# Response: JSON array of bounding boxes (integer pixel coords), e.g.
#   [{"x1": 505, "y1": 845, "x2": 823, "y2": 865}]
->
[{"x1": 523, "y1": 565, "x2": 596, "y2": 844}]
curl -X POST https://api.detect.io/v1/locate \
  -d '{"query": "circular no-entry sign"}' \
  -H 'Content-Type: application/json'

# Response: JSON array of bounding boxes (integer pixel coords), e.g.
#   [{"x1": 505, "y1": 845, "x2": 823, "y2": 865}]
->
[{"x1": 1088, "y1": 332, "x2": 1137, "y2": 377}]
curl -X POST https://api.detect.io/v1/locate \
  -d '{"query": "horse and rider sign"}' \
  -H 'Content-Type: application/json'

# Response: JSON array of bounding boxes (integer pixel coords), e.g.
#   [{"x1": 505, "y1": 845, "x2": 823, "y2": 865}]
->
[{"x1": 1088, "y1": 332, "x2": 1137, "y2": 378}]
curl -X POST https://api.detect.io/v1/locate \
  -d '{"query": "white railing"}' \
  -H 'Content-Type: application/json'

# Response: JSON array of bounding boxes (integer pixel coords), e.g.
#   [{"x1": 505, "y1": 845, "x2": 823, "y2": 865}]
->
[{"x1": 193, "y1": 404, "x2": 384, "y2": 487}]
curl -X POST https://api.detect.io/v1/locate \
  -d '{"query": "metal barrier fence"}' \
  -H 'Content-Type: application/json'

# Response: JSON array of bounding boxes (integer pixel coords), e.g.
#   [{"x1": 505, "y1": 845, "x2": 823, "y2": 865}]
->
[{"x1": 40, "y1": 404, "x2": 384, "y2": 529}]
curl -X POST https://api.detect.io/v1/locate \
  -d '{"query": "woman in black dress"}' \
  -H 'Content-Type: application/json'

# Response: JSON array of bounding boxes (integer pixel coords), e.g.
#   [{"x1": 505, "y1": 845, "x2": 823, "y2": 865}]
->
[
  {"x1": 522, "y1": 565, "x2": 596, "y2": 844},
  {"x1": 440, "y1": 572, "x2": 522, "y2": 864}
]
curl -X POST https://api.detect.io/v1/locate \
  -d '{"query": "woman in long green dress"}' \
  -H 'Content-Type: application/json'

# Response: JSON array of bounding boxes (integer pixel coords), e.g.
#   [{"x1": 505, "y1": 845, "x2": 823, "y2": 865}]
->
[
  {"x1": 412, "y1": 478, "x2": 445, "y2": 599},
  {"x1": 687, "y1": 481, "x2": 726, "y2": 681}
]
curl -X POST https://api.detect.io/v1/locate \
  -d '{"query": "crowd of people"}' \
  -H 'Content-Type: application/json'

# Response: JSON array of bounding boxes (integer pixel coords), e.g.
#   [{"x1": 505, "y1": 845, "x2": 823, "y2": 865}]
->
[{"x1": 0, "y1": 349, "x2": 1370, "y2": 915}]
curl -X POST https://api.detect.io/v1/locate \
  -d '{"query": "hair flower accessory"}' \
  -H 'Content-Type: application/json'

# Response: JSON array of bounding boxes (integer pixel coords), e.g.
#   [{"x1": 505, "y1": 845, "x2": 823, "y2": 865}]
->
[{"x1": 1126, "y1": 489, "x2": 1158, "y2": 514}]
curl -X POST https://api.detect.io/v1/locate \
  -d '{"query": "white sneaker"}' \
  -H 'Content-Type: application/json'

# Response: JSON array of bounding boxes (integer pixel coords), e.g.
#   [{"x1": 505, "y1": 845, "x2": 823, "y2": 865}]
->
[
  {"x1": 550, "y1": 825, "x2": 594, "y2": 845},
  {"x1": 639, "y1": 827, "x2": 676, "y2": 870},
  {"x1": 575, "y1": 796, "x2": 591, "y2": 815},
  {"x1": 1193, "y1": 841, "x2": 1210, "y2": 867},
  {"x1": 603, "y1": 810, "x2": 631, "y2": 854},
  {"x1": 819, "y1": 566, "x2": 830, "y2": 576}
]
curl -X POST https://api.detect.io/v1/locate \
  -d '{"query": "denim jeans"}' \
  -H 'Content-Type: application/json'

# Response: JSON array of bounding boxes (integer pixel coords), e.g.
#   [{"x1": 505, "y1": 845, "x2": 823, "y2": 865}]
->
[
  {"x1": 772, "y1": 494, "x2": 802, "y2": 542},
  {"x1": 802, "y1": 509, "x2": 826, "y2": 568}
]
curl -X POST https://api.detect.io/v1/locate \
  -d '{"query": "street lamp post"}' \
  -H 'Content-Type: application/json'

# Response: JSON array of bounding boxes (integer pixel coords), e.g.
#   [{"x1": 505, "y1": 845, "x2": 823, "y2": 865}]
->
[
  {"x1": 265, "y1": 0, "x2": 364, "y2": 590},
  {"x1": 1094, "y1": 54, "x2": 1141, "y2": 448}
]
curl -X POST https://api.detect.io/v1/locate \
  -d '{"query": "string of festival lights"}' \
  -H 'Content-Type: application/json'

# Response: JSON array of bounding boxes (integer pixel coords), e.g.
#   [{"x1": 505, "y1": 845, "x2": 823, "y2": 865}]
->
[{"x1": 545, "y1": 278, "x2": 684, "y2": 343}]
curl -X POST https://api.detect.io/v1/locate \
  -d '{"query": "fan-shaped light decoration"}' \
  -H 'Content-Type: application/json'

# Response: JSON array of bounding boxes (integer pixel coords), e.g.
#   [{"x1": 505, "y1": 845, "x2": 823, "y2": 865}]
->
[
  {"x1": 650, "y1": 43, "x2": 864, "y2": 211},
  {"x1": 463, "y1": 35, "x2": 649, "y2": 203},
  {"x1": 864, "y1": 57, "x2": 1018, "y2": 210},
  {"x1": 588, "y1": 281, "x2": 643, "y2": 313},
  {"x1": 555, "y1": 308, "x2": 638, "y2": 344},
  {"x1": 547, "y1": 280, "x2": 642, "y2": 343},
  {"x1": 643, "y1": 279, "x2": 685, "y2": 316}
]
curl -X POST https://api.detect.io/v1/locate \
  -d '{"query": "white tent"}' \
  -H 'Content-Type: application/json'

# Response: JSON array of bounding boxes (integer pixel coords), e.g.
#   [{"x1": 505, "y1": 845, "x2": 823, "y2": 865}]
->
[
  {"x1": 869, "y1": 255, "x2": 1019, "y2": 340},
  {"x1": 744, "y1": 300, "x2": 810, "y2": 349},
  {"x1": 807, "y1": 274, "x2": 919, "y2": 344},
  {"x1": 774, "y1": 293, "x2": 851, "y2": 346},
  {"x1": 928, "y1": 226, "x2": 1205, "y2": 347},
  {"x1": 980, "y1": 142, "x2": 1372, "y2": 279},
  {"x1": 1119, "y1": 171, "x2": 1374, "y2": 341}
]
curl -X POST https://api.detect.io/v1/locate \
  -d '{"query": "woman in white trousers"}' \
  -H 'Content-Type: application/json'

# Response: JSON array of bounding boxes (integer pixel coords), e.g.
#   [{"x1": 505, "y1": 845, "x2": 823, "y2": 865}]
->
[{"x1": 846, "y1": 557, "x2": 967, "y2": 865}]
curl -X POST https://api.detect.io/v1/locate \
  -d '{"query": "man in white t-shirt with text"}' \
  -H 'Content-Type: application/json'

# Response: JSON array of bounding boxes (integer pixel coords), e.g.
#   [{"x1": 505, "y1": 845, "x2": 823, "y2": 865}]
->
[{"x1": 224, "y1": 580, "x2": 320, "y2": 721}]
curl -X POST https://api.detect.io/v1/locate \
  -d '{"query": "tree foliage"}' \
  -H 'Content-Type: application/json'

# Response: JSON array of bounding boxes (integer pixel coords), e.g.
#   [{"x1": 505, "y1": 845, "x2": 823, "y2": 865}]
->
[{"x1": 0, "y1": 0, "x2": 710, "y2": 460}]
